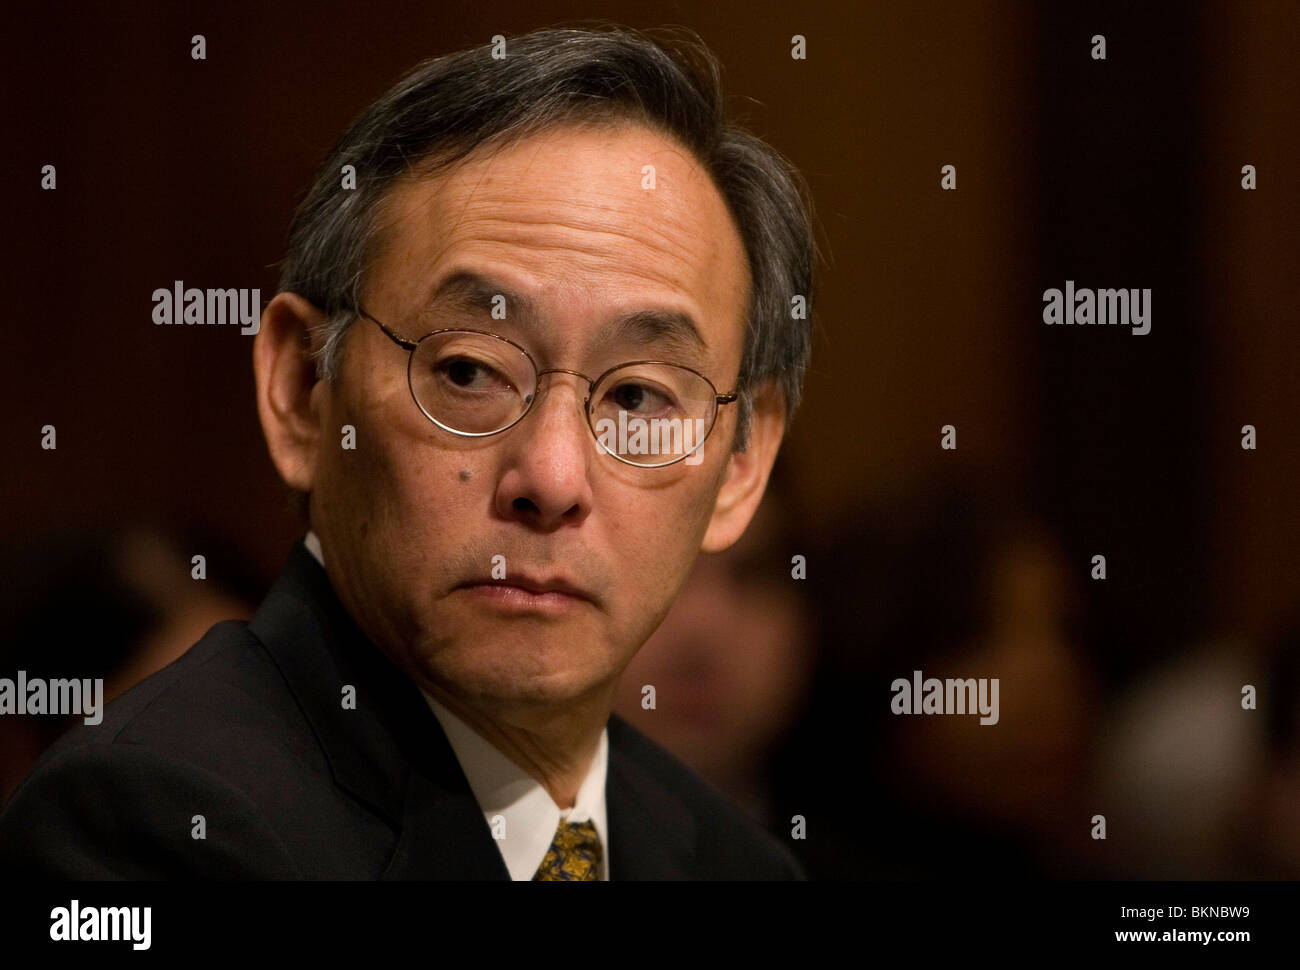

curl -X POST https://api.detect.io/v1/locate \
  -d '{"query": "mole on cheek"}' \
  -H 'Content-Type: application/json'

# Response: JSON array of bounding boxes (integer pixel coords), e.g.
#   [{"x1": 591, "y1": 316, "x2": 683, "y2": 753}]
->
[{"x1": 458, "y1": 470, "x2": 471, "y2": 482}]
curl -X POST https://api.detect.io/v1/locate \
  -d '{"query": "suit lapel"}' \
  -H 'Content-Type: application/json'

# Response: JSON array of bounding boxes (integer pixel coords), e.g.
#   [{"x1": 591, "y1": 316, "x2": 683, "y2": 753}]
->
[
  {"x1": 250, "y1": 541, "x2": 508, "y2": 880},
  {"x1": 605, "y1": 716, "x2": 696, "y2": 879},
  {"x1": 379, "y1": 743, "x2": 510, "y2": 880}
]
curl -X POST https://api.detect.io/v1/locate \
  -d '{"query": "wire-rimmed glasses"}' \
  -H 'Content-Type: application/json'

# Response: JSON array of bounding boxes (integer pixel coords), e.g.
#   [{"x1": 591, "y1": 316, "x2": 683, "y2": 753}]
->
[{"x1": 357, "y1": 309, "x2": 738, "y2": 468}]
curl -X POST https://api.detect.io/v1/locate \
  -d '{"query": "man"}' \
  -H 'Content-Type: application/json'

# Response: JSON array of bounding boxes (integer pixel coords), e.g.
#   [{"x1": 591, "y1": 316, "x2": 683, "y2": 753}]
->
[{"x1": 0, "y1": 25, "x2": 814, "y2": 879}]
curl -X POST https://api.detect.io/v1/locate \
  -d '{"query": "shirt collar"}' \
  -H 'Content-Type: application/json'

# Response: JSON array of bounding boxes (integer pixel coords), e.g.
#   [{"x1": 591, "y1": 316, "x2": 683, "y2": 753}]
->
[
  {"x1": 304, "y1": 529, "x2": 324, "y2": 567},
  {"x1": 423, "y1": 692, "x2": 610, "y2": 881}
]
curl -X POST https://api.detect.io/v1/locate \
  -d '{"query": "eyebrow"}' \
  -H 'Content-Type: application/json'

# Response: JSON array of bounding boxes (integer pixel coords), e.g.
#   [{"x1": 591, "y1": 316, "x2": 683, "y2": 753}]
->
[{"x1": 422, "y1": 270, "x2": 709, "y2": 358}]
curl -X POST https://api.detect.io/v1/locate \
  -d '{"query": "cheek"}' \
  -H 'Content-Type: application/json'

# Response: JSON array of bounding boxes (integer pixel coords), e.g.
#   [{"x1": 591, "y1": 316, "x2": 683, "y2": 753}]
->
[
  {"x1": 315, "y1": 382, "x2": 475, "y2": 584},
  {"x1": 604, "y1": 476, "x2": 719, "y2": 643},
  {"x1": 317, "y1": 397, "x2": 399, "y2": 529},
  {"x1": 331, "y1": 364, "x2": 473, "y2": 503}
]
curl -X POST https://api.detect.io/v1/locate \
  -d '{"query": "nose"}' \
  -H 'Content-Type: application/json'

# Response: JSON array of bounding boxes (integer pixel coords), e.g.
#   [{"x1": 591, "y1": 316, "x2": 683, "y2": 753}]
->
[{"x1": 492, "y1": 370, "x2": 595, "y2": 532}]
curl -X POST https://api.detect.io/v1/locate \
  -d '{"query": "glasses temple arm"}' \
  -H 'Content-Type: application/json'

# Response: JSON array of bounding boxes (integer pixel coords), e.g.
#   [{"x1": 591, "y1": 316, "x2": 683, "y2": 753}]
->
[{"x1": 357, "y1": 308, "x2": 419, "y2": 351}]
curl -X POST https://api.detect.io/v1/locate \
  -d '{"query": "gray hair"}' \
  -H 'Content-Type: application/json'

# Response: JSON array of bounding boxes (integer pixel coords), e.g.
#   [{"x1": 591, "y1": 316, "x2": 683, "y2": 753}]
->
[{"x1": 278, "y1": 24, "x2": 816, "y2": 448}]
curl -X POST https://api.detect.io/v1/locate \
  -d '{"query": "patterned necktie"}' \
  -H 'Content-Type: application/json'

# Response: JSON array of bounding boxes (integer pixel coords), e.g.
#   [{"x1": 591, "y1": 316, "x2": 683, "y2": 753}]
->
[{"x1": 533, "y1": 818, "x2": 603, "y2": 881}]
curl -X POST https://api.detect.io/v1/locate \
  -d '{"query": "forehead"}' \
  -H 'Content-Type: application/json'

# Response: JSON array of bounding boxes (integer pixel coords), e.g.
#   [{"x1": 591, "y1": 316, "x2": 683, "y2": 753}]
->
[{"x1": 364, "y1": 121, "x2": 751, "y2": 364}]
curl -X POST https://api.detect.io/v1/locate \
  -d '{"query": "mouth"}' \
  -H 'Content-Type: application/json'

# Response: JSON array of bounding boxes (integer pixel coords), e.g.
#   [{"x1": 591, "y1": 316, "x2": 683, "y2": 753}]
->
[{"x1": 453, "y1": 573, "x2": 597, "y2": 613}]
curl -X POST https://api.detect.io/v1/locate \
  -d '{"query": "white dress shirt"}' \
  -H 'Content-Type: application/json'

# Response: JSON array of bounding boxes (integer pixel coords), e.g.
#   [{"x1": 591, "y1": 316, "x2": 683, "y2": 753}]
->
[{"x1": 301, "y1": 530, "x2": 611, "y2": 880}]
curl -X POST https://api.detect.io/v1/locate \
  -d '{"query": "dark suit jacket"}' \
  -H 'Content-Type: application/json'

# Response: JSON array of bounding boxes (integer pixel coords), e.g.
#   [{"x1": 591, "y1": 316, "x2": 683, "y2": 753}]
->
[{"x1": 0, "y1": 540, "x2": 804, "y2": 880}]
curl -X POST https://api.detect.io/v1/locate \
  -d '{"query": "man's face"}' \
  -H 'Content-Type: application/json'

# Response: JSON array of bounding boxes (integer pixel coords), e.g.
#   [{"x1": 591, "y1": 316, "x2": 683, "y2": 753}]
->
[{"x1": 308, "y1": 121, "x2": 754, "y2": 715}]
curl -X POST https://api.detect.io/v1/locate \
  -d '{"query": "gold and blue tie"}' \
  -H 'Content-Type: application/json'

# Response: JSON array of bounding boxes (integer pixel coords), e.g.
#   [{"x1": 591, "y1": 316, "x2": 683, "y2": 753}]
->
[{"x1": 533, "y1": 819, "x2": 602, "y2": 881}]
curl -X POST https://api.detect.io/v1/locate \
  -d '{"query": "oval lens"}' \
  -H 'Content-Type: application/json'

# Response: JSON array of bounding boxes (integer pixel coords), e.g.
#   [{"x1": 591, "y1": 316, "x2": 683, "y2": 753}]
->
[
  {"x1": 589, "y1": 364, "x2": 715, "y2": 465},
  {"x1": 409, "y1": 332, "x2": 534, "y2": 434}
]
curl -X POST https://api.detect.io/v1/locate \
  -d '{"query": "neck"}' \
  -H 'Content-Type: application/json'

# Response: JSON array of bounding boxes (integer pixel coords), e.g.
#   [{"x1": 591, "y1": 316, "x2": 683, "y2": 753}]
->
[{"x1": 425, "y1": 683, "x2": 611, "y2": 809}]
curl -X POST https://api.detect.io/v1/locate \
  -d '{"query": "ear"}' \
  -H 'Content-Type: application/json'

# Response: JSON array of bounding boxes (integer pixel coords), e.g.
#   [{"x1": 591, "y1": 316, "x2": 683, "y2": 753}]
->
[
  {"x1": 700, "y1": 380, "x2": 786, "y2": 553},
  {"x1": 253, "y1": 292, "x2": 331, "y2": 494}
]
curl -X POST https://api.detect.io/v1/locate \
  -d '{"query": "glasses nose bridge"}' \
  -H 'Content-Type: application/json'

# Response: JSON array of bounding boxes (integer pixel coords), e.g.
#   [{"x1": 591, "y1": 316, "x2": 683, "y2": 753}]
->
[{"x1": 531, "y1": 366, "x2": 595, "y2": 411}]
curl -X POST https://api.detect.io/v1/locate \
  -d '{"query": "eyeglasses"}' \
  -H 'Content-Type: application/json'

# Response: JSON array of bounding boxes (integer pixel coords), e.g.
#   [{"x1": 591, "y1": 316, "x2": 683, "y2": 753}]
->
[{"x1": 356, "y1": 308, "x2": 739, "y2": 467}]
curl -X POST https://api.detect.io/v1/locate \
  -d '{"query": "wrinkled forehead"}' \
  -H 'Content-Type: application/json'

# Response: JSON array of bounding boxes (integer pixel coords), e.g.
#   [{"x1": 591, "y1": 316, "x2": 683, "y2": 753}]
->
[{"x1": 360, "y1": 122, "x2": 752, "y2": 370}]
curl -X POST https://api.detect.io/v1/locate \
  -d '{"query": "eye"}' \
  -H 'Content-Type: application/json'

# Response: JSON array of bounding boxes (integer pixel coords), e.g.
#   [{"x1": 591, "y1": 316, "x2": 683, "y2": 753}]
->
[
  {"x1": 435, "y1": 355, "x2": 513, "y2": 392},
  {"x1": 607, "y1": 380, "x2": 675, "y2": 414}
]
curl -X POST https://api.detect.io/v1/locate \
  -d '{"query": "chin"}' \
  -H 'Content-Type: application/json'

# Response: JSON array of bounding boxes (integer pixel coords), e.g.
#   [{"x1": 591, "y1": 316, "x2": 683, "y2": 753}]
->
[{"x1": 413, "y1": 626, "x2": 621, "y2": 708}]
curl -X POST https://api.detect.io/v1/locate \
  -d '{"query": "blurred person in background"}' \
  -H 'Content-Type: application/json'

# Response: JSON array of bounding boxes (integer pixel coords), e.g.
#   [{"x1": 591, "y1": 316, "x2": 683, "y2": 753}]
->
[
  {"x1": 785, "y1": 475, "x2": 1102, "y2": 879},
  {"x1": 0, "y1": 523, "x2": 255, "y2": 803},
  {"x1": 1093, "y1": 638, "x2": 1265, "y2": 879}
]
